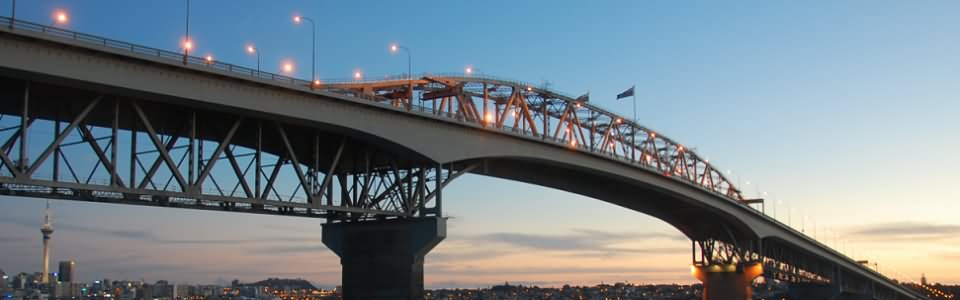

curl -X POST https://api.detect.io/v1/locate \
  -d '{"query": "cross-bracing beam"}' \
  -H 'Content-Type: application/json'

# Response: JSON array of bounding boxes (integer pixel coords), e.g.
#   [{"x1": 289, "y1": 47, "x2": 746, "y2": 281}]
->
[{"x1": 0, "y1": 79, "x2": 470, "y2": 221}]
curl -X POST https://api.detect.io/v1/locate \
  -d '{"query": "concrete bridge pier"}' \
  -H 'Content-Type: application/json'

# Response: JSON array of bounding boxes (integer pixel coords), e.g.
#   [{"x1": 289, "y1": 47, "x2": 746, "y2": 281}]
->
[
  {"x1": 322, "y1": 217, "x2": 446, "y2": 300},
  {"x1": 693, "y1": 262, "x2": 763, "y2": 300}
]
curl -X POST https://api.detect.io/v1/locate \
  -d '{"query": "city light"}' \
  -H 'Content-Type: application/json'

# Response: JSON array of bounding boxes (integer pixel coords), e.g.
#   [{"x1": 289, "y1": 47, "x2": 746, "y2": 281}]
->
[{"x1": 53, "y1": 10, "x2": 69, "y2": 24}]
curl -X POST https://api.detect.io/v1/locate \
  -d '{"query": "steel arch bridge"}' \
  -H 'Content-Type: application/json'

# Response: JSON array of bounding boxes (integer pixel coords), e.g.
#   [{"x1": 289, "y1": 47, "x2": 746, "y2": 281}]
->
[{"x1": 0, "y1": 17, "x2": 927, "y2": 300}]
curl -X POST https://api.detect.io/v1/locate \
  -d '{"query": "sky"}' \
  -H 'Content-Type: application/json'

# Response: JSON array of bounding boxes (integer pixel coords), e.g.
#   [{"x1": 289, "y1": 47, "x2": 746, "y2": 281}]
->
[{"x1": 0, "y1": 0, "x2": 959, "y2": 289}]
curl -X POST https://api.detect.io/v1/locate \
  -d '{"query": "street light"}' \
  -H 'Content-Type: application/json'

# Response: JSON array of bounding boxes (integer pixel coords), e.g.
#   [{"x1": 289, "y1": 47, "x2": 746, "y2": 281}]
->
[
  {"x1": 52, "y1": 9, "x2": 68, "y2": 25},
  {"x1": 183, "y1": 0, "x2": 191, "y2": 64},
  {"x1": 353, "y1": 70, "x2": 363, "y2": 81},
  {"x1": 465, "y1": 65, "x2": 474, "y2": 75},
  {"x1": 281, "y1": 60, "x2": 295, "y2": 74},
  {"x1": 292, "y1": 14, "x2": 316, "y2": 82},
  {"x1": 389, "y1": 43, "x2": 412, "y2": 79},
  {"x1": 389, "y1": 43, "x2": 415, "y2": 110},
  {"x1": 246, "y1": 44, "x2": 261, "y2": 73}
]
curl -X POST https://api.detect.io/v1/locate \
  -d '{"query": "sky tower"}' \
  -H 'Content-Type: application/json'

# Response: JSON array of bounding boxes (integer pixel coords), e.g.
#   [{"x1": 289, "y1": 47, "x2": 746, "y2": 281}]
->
[{"x1": 40, "y1": 200, "x2": 54, "y2": 284}]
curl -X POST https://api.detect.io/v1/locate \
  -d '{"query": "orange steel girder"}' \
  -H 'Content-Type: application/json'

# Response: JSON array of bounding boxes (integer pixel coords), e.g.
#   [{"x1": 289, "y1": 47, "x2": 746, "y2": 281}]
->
[{"x1": 322, "y1": 75, "x2": 746, "y2": 203}]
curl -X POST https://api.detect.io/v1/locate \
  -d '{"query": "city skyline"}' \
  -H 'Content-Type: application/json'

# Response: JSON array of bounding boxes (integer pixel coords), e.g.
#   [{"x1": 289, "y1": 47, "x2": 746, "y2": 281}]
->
[{"x1": 0, "y1": 0, "x2": 958, "y2": 290}]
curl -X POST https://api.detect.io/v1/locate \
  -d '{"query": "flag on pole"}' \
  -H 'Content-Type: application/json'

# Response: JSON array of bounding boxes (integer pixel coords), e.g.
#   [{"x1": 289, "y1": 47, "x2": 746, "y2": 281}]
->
[{"x1": 616, "y1": 86, "x2": 635, "y2": 100}]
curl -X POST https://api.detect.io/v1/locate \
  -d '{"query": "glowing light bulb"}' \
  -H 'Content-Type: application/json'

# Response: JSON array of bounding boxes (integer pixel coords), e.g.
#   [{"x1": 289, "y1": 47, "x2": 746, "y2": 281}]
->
[{"x1": 53, "y1": 11, "x2": 69, "y2": 24}]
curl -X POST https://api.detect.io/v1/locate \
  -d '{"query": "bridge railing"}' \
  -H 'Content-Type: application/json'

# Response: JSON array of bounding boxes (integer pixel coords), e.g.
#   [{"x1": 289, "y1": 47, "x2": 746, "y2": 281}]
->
[{"x1": 0, "y1": 17, "x2": 320, "y2": 88}]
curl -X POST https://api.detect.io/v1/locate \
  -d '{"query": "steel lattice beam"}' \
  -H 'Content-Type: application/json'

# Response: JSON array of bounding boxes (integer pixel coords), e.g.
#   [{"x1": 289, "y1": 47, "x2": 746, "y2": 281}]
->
[
  {"x1": 326, "y1": 75, "x2": 747, "y2": 204},
  {"x1": 0, "y1": 80, "x2": 469, "y2": 221}
]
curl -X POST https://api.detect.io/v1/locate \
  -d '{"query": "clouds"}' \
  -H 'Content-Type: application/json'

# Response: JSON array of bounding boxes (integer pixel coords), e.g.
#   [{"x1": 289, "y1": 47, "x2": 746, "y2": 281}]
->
[
  {"x1": 0, "y1": 199, "x2": 696, "y2": 286},
  {"x1": 252, "y1": 244, "x2": 327, "y2": 254},
  {"x1": 0, "y1": 214, "x2": 318, "y2": 246},
  {"x1": 848, "y1": 222, "x2": 960, "y2": 242},
  {"x1": 0, "y1": 235, "x2": 30, "y2": 243},
  {"x1": 423, "y1": 228, "x2": 689, "y2": 277},
  {"x1": 470, "y1": 229, "x2": 686, "y2": 256}
]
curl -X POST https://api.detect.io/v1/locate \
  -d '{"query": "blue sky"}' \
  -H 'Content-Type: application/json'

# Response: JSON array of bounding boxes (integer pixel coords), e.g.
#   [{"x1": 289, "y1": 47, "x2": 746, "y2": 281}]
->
[{"x1": 0, "y1": 0, "x2": 958, "y2": 288}]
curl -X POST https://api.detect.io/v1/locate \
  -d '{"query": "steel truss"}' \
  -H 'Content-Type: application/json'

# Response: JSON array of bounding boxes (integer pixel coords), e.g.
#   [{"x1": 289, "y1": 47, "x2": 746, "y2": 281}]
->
[
  {"x1": 0, "y1": 80, "x2": 468, "y2": 221},
  {"x1": 693, "y1": 238, "x2": 832, "y2": 285},
  {"x1": 326, "y1": 75, "x2": 746, "y2": 203}
]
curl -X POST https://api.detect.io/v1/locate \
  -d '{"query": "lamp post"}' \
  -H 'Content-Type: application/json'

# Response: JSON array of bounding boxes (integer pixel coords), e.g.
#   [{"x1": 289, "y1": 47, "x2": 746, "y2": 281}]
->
[
  {"x1": 293, "y1": 15, "x2": 316, "y2": 82},
  {"x1": 246, "y1": 45, "x2": 261, "y2": 74},
  {"x1": 183, "y1": 0, "x2": 191, "y2": 65},
  {"x1": 389, "y1": 43, "x2": 412, "y2": 79},
  {"x1": 9, "y1": 0, "x2": 15, "y2": 28},
  {"x1": 389, "y1": 43, "x2": 413, "y2": 109}
]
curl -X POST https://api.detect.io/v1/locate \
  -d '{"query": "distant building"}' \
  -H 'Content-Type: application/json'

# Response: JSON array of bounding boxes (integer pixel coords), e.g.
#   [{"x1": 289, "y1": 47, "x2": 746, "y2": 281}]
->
[
  {"x1": 58, "y1": 260, "x2": 76, "y2": 283},
  {"x1": 0, "y1": 268, "x2": 7, "y2": 290},
  {"x1": 11, "y1": 273, "x2": 26, "y2": 290},
  {"x1": 147, "y1": 280, "x2": 178, "y2": 300},
  {"x1": 52, "y1": 282, "x2": 82, "y2": 298},
  {"x1": 921, "y1": 273, "x2": 927, "y2": 285}
]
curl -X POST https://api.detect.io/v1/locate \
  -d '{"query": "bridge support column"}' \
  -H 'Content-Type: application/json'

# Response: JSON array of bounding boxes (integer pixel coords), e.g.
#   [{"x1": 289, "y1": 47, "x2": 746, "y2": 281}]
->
[
  {"x1": 693, "y1": 262, "x2": 763, "y2": 300},
  {"x1": 322, "y1": 217, "x2": 446, "y2": 300}
]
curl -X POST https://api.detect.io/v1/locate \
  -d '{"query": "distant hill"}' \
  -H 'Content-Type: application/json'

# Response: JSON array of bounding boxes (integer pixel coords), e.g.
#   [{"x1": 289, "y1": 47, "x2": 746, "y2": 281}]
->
[{"x1": 241, "y1": 278, "x2": 317, "y2": 290}]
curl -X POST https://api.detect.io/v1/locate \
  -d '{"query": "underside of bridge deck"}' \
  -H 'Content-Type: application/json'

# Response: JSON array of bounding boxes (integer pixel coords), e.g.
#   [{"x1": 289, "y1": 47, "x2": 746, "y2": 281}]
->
[{"x1": 0, "y1": 75, "x2": 464, "y2": 221}]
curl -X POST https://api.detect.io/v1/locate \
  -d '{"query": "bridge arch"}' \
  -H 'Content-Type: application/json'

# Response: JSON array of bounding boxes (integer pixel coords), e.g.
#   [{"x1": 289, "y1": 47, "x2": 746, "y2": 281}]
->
[{"x1": 440, "y1": 154, "x2": 760, "y2": 242}]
